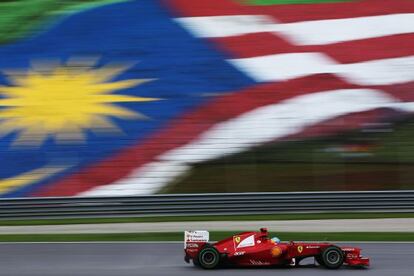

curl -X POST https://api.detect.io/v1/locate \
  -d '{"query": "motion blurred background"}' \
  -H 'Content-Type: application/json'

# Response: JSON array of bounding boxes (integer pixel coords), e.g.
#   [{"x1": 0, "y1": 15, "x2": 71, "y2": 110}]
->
[{"x1": 0, "y1": 0, "x2": 413, "y2": 198}]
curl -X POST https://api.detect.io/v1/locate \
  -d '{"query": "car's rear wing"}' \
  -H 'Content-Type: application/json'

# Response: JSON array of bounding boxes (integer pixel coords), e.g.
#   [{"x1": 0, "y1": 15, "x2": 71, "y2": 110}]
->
[{"x1": 184, "y1": 230, "x2": 209, "y2": 249}]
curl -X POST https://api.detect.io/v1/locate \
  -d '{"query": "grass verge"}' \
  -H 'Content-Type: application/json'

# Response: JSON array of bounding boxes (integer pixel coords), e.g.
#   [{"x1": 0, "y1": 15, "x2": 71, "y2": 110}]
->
[
  {"x1": 0, "y1": 232, "x2": 413, "y2": 242},
  {"x1": 1, "y1": 212, "x2": 414, "y2": 226}
]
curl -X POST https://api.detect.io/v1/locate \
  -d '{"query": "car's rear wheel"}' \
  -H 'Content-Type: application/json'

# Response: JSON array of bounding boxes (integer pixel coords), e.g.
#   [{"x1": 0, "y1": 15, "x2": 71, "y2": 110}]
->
[
  {"x1": 193, "y1": 258, "x2": 200, "y2": 267},
  {"x1": 321, "y1": 246, "x2": 344, "y2": 269},
  {"x1": 197, "y1": 246, "x2": 220, "y2": 269}
]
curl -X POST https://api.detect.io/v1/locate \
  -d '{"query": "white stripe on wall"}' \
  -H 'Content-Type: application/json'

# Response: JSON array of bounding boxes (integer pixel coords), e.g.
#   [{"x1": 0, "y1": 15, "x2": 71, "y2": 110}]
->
[
  {"x1": 175, "y1": 15, "x2": 276, "y2": 38},
  {"x1": 276, "y1": 13, "x2": 414, "y2": 45},
  {"x1": 228, "y1": 52, "x2": 336, "y2": 82},
  {"x1": 80, "y1": 162, "x2": 191, "y2": 196},
  {"x1": 336, "y1": 55, "x2": 414, "y2": 85},
  {"x1": 229, "y1": 54, "x2": 414, "y2": 85},
  {"x1": 176, "y1": 14, "x2": 414, "y2": 45}
]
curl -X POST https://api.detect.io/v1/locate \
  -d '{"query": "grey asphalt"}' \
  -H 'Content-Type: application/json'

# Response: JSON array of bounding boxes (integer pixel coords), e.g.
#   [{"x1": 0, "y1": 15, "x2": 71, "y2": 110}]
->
[
  {"x1": 1, "y1": 218, "x2": 414, "y2": 234},
  {"x1": 0, "y1": 242, "x2": 412, "y2": 276}
]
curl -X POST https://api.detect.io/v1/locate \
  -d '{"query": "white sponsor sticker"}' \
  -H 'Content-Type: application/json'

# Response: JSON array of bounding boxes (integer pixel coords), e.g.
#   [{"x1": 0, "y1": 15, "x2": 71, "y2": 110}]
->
[
  {"x1": 184, "y1": 231, "x2": 209, "y2": 248},
  {"x1": 306, "y1": 245, "x2": 320, "y2": 249}
]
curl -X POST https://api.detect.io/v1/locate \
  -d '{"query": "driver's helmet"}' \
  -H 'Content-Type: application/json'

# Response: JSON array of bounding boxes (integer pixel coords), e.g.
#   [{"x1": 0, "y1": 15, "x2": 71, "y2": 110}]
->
[{"x1": 271, "y1": 237, "x2": 281, "y2": 244}]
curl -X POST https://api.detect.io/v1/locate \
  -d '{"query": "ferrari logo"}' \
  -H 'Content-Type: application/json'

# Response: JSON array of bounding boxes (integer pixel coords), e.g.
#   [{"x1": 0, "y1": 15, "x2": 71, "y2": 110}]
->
[
  {"x1": 234, "y1": 236, "x2": 241, "y2": 243},
  {"x1": 297, "y1": 246, "x2": 303, "y2": 253}
]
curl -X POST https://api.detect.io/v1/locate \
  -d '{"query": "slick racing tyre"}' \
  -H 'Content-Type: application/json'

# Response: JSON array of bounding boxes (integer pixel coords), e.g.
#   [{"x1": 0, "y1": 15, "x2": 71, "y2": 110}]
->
[
  {"x1": 315, "y1": 255, "x2": 324, "y2": 266},
  {"x1": 193, "y1": 257, "x2": 200, "y2": 267},
  {"x1": 321, "y1": 246, "x2": 344, "y2": 269},
  {"x1": 197, "y1": 246, "x2": 220, "y2": 269}
]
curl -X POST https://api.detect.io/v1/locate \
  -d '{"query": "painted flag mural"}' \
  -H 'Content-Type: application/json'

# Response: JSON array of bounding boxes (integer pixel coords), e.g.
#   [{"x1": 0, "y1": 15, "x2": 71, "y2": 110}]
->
[{"x1": 0, "y1": 0, "x2": 413, "y2": 197}]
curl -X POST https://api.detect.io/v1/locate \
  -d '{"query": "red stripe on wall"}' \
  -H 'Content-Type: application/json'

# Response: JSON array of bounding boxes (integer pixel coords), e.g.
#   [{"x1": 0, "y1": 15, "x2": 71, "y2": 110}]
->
[
  {"x1": 166, "y1": 0, "x2": 414, "y2": 23},
  {"x1": 212, "y1": 33, "x2": 414, "y2": 64},
  {"x1": 376, "y1": 81, "x2": 414, "y2": 102},
  {"x1": 285, "y1": 108, "x2": 405, "y2": 141},
  {"x1": 256, "y1": 0, "x2": 414, "y2": 23},
  {"x1": 211, "y1": 33, "x2": 294, "y2": 59}
]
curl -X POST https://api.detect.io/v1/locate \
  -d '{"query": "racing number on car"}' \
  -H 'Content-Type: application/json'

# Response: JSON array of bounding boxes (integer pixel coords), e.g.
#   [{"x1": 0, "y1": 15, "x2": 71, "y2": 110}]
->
[{"x1": 297, "y1": 246, "x2": 303, "y2": 253}]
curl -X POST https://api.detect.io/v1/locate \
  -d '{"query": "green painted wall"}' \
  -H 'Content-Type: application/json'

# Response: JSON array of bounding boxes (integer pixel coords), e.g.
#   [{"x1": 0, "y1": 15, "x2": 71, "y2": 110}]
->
[{"x1": 0, "y1": 0, "x2": 127, "y2": 44}]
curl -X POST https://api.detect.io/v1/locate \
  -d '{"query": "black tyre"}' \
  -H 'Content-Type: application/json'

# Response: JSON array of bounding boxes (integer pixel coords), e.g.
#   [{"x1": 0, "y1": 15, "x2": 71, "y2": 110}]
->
[
  {"x1": 321, "y1": 246, "x2": 344, "y2": 269},
  {"x1": 315, "y1": 255, "x2": 324, "y2": 266},
  {"x1": 197, "y1": 246, "x2": 220, "y2": 269},
  {"x1": 193, "y1": 257, "x2": 200, "y2": 267}
]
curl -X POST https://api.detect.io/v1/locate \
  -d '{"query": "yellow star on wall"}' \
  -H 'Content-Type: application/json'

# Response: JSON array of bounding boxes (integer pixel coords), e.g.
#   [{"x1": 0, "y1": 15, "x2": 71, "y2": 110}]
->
[{"x1": 0, "y1": 58, "x2": 160, "y2": 146}]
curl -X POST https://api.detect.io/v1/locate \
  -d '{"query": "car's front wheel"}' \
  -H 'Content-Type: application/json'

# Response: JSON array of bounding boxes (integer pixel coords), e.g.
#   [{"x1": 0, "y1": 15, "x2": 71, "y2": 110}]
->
[
  {"x1": 315, "y1": 255, "x2": 324, "y2": 266},
  {"x1": 321, "y1": 246, "x2": 344, "y2": 269},
  {"x1": 197, "y1": 246, "x2": 220, "y2": 269}
]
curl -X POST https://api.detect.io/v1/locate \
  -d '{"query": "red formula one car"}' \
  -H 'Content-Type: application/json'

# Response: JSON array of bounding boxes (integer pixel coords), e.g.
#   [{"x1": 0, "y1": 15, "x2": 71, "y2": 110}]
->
[{"x1": 184, "y1": 228, "x2": 369, "y2": 269}]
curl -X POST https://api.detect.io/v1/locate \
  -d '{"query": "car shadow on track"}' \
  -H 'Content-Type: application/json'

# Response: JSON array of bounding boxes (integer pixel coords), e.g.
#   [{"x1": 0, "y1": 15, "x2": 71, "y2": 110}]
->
[{"x1": 186, "y1": 264, "x2": 369, "y2": 271}]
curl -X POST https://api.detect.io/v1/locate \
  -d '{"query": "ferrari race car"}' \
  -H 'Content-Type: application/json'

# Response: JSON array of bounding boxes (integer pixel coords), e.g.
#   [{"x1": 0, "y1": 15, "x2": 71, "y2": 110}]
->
[{"x1": 184, "y1": 228, "x2": 369, "y2": 269}]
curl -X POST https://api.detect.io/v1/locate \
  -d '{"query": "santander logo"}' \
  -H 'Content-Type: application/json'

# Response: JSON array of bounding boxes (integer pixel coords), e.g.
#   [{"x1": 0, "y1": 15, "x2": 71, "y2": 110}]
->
[{"x1": 250, "y1": 260, "x2": 270, "y2": 265}]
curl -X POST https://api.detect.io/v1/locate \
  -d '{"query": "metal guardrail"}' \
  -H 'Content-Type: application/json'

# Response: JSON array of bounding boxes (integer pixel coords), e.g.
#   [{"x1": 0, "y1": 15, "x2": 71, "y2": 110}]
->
[{"x1": 0, "y1": 190, "x2": 413, "y2": 220}]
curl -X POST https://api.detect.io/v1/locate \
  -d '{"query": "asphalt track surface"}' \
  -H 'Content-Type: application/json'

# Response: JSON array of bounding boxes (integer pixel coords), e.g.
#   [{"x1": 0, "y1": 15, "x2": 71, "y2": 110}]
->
[
  {"x1": 2, "y1": 218, "x2": 414, "y2": 234},
  {"x1": 0, "y1": 242, "x2": 412, "y2": 276}
]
